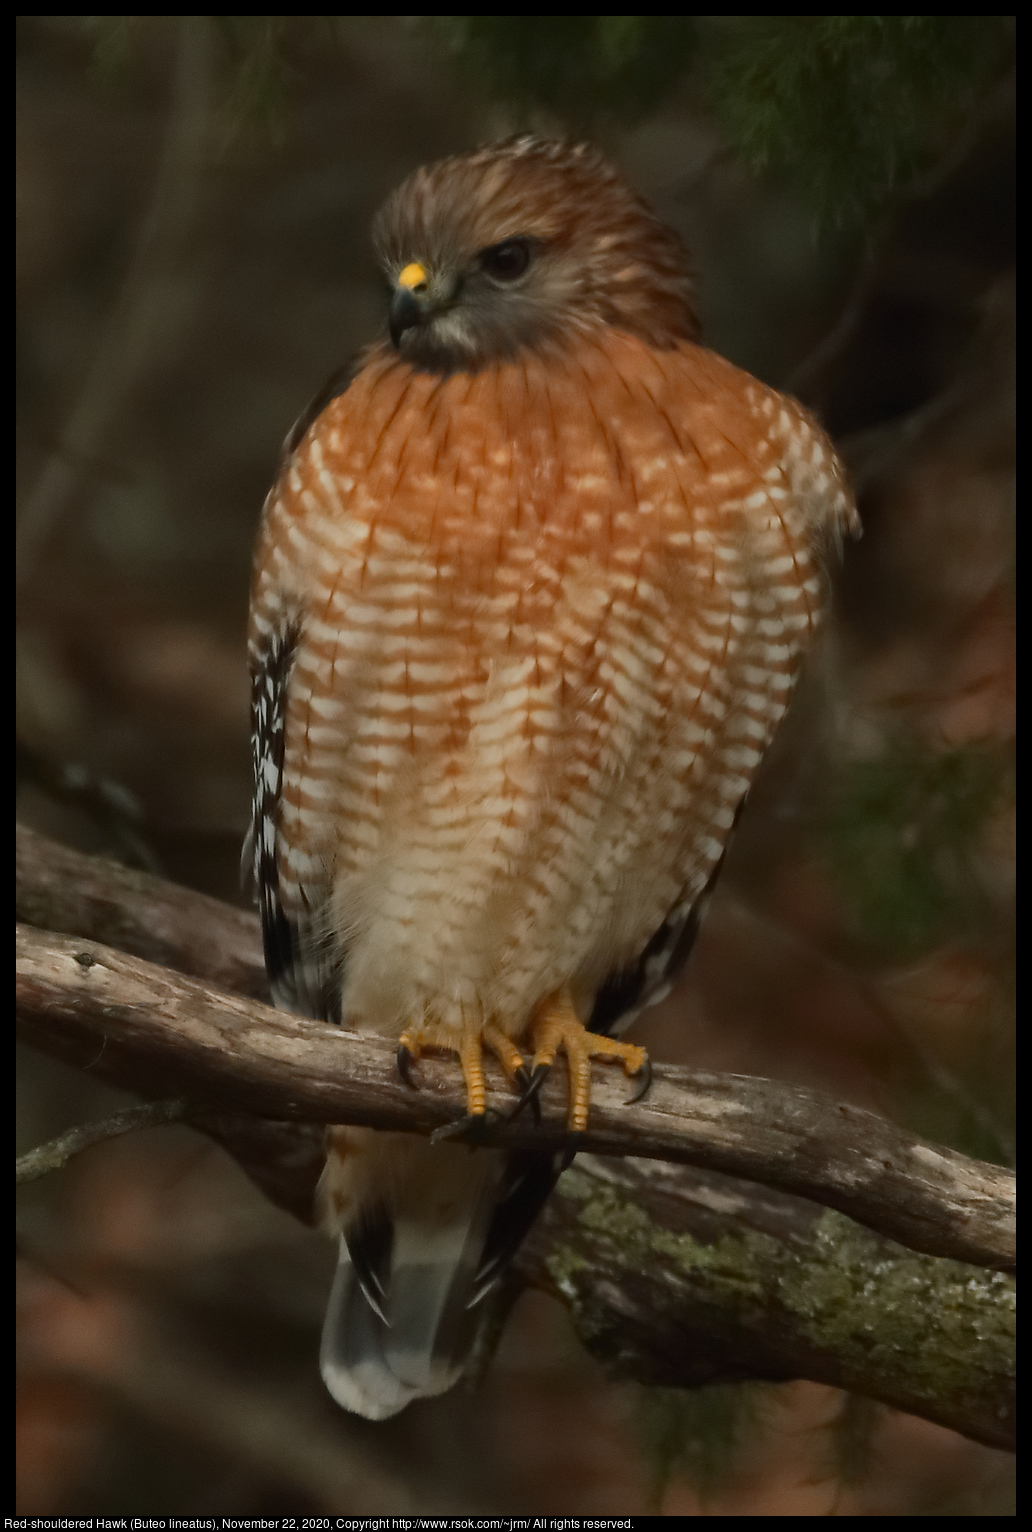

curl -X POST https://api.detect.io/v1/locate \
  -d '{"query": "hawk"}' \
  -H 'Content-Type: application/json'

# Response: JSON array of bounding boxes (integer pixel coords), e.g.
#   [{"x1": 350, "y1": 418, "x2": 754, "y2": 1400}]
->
[{"x1": 246, "y1": 136, "x2": 857, "y2": 1418}]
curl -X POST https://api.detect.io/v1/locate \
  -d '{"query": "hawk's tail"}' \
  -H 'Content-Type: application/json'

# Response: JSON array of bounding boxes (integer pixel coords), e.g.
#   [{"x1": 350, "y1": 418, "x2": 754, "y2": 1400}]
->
[{"x1": 317, "y1": 1134, "x2": 505, "y2": 1420}]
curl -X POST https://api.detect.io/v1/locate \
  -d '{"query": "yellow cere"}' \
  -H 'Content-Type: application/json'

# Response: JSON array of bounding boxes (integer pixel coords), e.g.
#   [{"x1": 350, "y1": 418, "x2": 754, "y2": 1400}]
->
[{"x1": 397, "y1": 262, "x2": 427, "y2": 291}]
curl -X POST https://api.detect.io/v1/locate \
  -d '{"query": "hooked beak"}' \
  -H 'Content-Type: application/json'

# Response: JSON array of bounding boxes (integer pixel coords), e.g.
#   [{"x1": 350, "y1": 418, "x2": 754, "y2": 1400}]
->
[{"x1": 390, "y1": 261, "x2": 430, "y2": 349}]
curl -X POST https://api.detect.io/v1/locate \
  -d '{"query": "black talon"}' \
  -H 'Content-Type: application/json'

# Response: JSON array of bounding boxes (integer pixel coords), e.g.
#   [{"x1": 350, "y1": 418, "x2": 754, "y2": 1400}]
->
[
  {"x1": 509, "y1": 1065, "x2": 541, "y2": 1125},
  {"x1": 560, "y1": 1130, "x2": 586, "y2": 1171},
  {"x1": 397, "y1": 1043, "x2": 418, "y2": 1089},
  {"x1": 510, "y1": 1064, "x2": 543, "y2": 1125},
  {"x1": 626, "y1": 1055, "x2": 652, "y2": 1105},
  {"x1": 506, "y1": 1061, "x2": 549, "y2": 1124},
  {"x1": 430, "y1": 1109, "x2": 502, "y2": 1147}
]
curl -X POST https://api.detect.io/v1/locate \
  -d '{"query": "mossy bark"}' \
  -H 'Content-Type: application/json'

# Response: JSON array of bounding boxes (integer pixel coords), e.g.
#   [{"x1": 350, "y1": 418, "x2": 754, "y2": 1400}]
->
[{"x1": 518, "y1": 1157, "x2": 1014, "y2": 1450}]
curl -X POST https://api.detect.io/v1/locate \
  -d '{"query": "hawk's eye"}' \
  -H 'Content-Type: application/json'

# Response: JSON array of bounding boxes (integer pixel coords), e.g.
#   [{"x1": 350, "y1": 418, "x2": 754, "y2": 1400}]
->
[{"x1": 479, "y1": 239, "x2": 532, "y2": 282}]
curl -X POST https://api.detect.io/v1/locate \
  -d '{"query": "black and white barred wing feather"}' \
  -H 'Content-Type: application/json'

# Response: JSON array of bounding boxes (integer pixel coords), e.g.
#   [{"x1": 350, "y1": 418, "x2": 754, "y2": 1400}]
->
[{"x1": 245, "y1": 616, "x2": 340, "y2": 1024}]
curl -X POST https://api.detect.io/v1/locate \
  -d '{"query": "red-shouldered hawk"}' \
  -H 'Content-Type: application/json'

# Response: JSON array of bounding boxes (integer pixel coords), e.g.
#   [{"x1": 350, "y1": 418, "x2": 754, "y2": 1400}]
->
[{"x1": 246, "y1": 137, "x2": 858, "y2": 1418}]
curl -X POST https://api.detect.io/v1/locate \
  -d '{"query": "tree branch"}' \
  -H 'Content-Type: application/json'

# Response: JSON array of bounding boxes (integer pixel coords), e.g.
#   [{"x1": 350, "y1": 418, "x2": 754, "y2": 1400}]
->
[
  {"x1": 517, "y1": 1156, "x2": 1014, "y2": 1452},
  {"x1": 16, "y1": 827, "x2": 1016, "y2": 1450},
  {"x1": 15, "y1": 914, "x2": 1014, "y2": 1274},
  {"x1": 16, "y1": 823, "x2": 269, "y2": 1001},
  {"x1": 15, "y1": 1098, "x2": 192, "y2": 1185}
]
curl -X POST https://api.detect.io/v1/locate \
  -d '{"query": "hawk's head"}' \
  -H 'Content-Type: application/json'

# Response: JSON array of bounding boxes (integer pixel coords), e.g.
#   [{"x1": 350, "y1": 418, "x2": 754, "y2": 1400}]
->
[{"x1": 372, "y1": 137, "x2": 699, "y2": 373}]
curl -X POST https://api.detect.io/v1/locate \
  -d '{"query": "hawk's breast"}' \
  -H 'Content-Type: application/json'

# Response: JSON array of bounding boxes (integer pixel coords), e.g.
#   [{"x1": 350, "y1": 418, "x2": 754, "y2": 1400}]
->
[{"x1": 247, "y1": 329, "x2": 852, "y2": 1035}]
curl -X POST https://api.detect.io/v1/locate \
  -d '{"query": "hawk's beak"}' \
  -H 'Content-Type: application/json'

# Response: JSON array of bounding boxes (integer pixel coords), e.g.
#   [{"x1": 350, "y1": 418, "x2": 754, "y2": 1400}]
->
[{"x1": 390, "y1": 262, "x2": 430, "y2": 349}]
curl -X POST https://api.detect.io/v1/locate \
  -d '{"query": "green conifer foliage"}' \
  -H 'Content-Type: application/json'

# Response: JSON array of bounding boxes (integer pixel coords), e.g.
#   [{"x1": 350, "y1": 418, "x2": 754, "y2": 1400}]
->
[
  {"x1": 432, "y1": 17, "x2": 1013, "y2": 231},
  {"x1": 432, "y1": 17, "x2": 699, "y2": 128},
  {"x1": 705, "y1": 17, "x2": 1013, "y2": 229}
]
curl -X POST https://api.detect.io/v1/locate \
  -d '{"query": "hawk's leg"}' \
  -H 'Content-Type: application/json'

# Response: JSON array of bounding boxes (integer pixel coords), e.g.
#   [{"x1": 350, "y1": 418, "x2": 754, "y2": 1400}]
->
[
  {"x1": 482, "y1": 1022, "x2": 534, "y2": 1095},
  {"x1": 521, "y1": 987, "x2": 651, "y2": 1132},
  {"x1": 396, "y1": 1019, "x2": 532, "y2": 1142}
]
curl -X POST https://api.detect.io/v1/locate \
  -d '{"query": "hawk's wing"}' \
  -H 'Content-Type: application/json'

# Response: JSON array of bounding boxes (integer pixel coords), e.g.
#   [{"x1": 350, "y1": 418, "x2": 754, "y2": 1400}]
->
[
  {"x1": 242, "y1": 358, "x2": 364, "y2": 1023},
  {"x1": 588, "y1": 798, "x2": 746, "y2": 1038},
  {"x1": 245, "y1": 615, "x2": 341, "y2": 1023}
]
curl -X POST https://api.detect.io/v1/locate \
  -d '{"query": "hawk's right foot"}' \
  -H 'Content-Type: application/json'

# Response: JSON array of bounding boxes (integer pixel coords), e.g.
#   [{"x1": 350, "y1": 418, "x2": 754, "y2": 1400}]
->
[{"x1": 522, "y1": 987, "x2": 651, "y2": 1132}]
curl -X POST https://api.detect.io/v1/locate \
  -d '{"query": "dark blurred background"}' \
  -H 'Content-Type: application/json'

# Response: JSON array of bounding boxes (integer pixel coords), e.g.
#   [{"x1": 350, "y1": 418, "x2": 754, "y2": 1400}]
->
[{"x1": 17, "y1": 17, "x2": 1015, "y2": 1515}]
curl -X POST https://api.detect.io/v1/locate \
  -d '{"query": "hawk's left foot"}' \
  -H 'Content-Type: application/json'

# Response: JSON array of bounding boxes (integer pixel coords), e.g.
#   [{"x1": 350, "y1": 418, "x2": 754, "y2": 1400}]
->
[
  {"x1": 520, "y1": 987, "x2": 651, "y2": 1132},
  {"x1": 397, "y1": 1019, "x2": 531, "y2": 1139}
]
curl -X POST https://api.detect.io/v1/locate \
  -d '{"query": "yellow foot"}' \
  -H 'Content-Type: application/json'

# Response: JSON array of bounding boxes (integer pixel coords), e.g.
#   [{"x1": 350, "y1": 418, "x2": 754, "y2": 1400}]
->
[
  {"x1": 524, "y1": 987, "x2": 650, "y2": 1132},
  {"x1": 397, "y1": 1019, "x2": 530, "y2": 1136}
]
